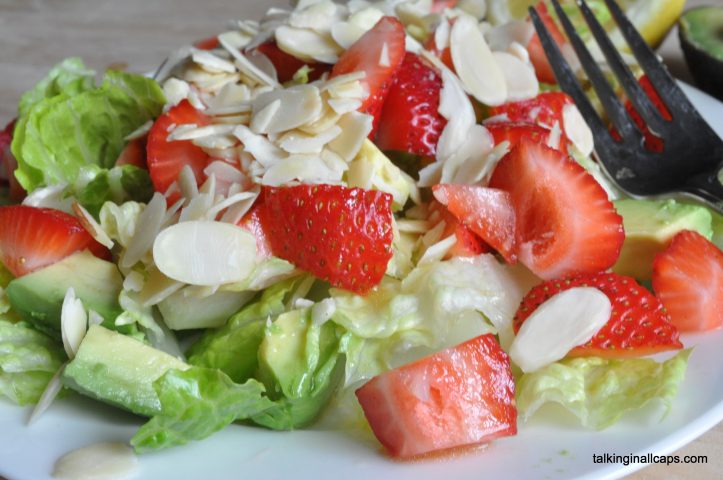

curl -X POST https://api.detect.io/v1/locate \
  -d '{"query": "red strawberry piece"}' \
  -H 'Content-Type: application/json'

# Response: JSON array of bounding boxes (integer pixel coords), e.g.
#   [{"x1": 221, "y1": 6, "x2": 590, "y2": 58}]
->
[
  {"x1": 652, "y1": 230, "x2": 723, "y2": 332},
  {"x1": 513, "y1": 272, "x2": 683, "y2": 358},
  {"x1": 237, "y1": 202, "x2": 273, "y2": 259},
  {"x1": 1, "y1": 119, "x2": 25, "y2": 202},
  {"x1": 489, "y1": 139, "x2": 624, "y2": 279},
  {"x1": 375, "y1": 53, "x2": 447, "y2": 156},
  {"x1": 194, "y1": 36, "x2": 220, "y2": 50},
  {"x1": 488, "y1": 92, "x2": 574, "y2": 142},
  {"x1": 433, "y1": 184, "x2": 517, "y2": 263},
  {"x1": 116, "y1": 138, "x2": 147, "y2": 169},
  {"x1": 355, "y1": 333, "x2": 517, "y2": 459},
  {"x1": 147, "y1": 100, "x2": 211, "y2": 202},
  {"x1": 485, "y1": 122, "x2": 568, "y2": 155},
  {"x1": 258, "y1": 184, "x2": 393, "y2": 294},
  {"x1": 331, "y1": 16, "x2": 406, "y2": 133},
  {"x1": 430, "y1": 0, "x2": 458, "y2": 13},
  {"x1": 251, "y1": 41, "x2": 331, "y2": 84},
  {"x1": 428, "y1": 200, "x2": 489, "y2": 259},
  {"x1": 526, "y1": 2, "x2": 569, "y2": 84},
  {"x1": 0, "y1": 205, "x2": 109, "y2": 277},
  {"x1": 611, "y1": 75, "x2": 673, "y2": 152}
]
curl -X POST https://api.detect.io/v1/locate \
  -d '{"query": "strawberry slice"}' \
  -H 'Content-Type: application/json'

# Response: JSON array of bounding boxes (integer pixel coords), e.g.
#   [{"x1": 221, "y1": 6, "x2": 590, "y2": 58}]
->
[
  {"x1": 488, "y1": 92, "x2": 574, "y2": 141},
  {"x1": 1, "y1": 119, "x2": 25, "y2": 202},
  {"x1": 485, "y1": 122, "x2": 568, "y2": 155},
  {"x1": 526, "y1": 2, "x2": 569, "y2": 84},
  {"x1": 375, "y1": 53, "x2": 447, "y2": 156},
  {"x1": 116, "y1": 138, "x2": 147, "y2": 169},
  {"x1": 237, "y1": 202, "x2": 273, "y2": 259},
  {"x1": 513, "y1": 272, "x2": 683, "y2": 358},
  {"x1": 611, "y1": 75, "x2": 672, "y2": 152},
  {"x1": 194, "y1": 36, "x2": 220, "y2": 50},
  {"x1": 331, "y1": 16, "x2": 406, "y2": 132},
  {"x1": 146, "y1": 100, "x2": 211, "y2": 200},
  {"x1": 489, "y1": 139, "x2": 624, "y2": 279},
  {"x1": 428, "y1": 200, "x2": 489, "y2": 259},
  {"x1": 250, "y1": 41, "x2": 331, "y2": 84},
  {"x1": 355, "y1": 333, "x2": 516, "y2": 459},
  {"x1": 432, "y1": 184, "x2": 517, "y2": 263},
  {"x1": 0, "y1": 205, "x2": 109, "y2": 277},
  {"x1": 652, "y1": 230, "x2": 723, "y2": 332},
  {"x1": 258, "y1": 185, "x2": 393, "y2": 294}
]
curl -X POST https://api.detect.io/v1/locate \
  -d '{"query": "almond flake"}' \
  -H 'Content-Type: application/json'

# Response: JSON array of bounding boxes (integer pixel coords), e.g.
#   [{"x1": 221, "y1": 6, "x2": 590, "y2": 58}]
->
[
  {"x1": 457, "y1": 0, "x2": 487, "y2": 19},
  {"x1": 379, "y1": 42, "x2": 390, "y2": 67},
  {"x1": 154, "y1": 45, "x2": 193, "y2": 83},
  {"x1": 509, "y1": 287, "x2": 611, "y2": 373},
  {"x1": 508, "y1": 41, "x2": 530, "y2": 64},
  {"x1": 547, "y1": 121, "x2": 563, "y2": 151},
  {"x1": 233, "y1": 125, "x2": 287, "y2": 167},
  {"x1": 484, "y1": 20, "x2": 534, "y2": 52},
  {"x1": 121, "y1": 192, "x2": 166, "y2": 269},
  {"x1": 250, "y1": 99, "x2": 282, "y2": 133},
  {"x1": 330, "y1": 21, "x2": 366, "y2": 49},
  {"x1": 493, "y1": 51, "x2": 538, "y2": 102},
  {"x1": 53, "y1": 443, "x2": 138, "y2": 480},
  {"x1": 61, "y1": 288, "x2": 87, "y2": 359},
  {"x1": 220, "y1": 189, "x2": 259, "y2": 224},
  {"x1": 418, "y1": 235, "x2": 457, "y2": 266},
  {"x1": 326, "y1": 97, "x2": 362, "y2": 115},
  {"x1": 435, "y1": 69, "x2": 476, "y2": 162},
  {"x1": 154, "y1": 221, "x2": 257, "y2": 286},
  {"x1": 169, "y1": 124, "x2": 236, "y2": 141},
  {"x1": 320, "y1": 148, "x2": 349, "y2": 174},
  {"x1": 218, "y1": 30, "x2": 253, "y2": 50},
  {"x1": 289, "y1": 0, "x2": 340, "y2": 33},
  {"x1": 191, "y1": 134, "x2": 237, "y2": 150},
  {"x1": 178, "y1": 165, "x2": 199, "y2": 201},
  {"x1": 28, "y1": 363, "x2": 66, "y2": 425},
  {"x1": 191, "y1": 49, "x2": 236, "y2": 73},
  {"x1": 434, "y1": 18, "x2": 451, "y2": 51},
  {"x1": 327, "y1": 111, "x2": 373, "y2": 161},
  {"x1": 278, "y1": 126, "x2": 342, "y2": 154},
  {"x1": 206, "y1": 192, "x2": 257, "y2": 221},
  {"x1": 138, "y1": 266, "x2": 185, "y2": 307},
  {"x1": 207, "y1": 83, "x2": 252, "y2": 112},
  {"x1": 396, "y1": 219, "x2": 432, "y2": 233},
  {"x1": 124, "y1": 120, "x2": 153, "y2": 141},
  {"x1": 163, "y1": 78, "x2": 192, "y2": 107},
  {"x1": 451, "y1": 14, "x2": 507, "y2": 106},
  {"x1": 72, "y1": 203, "x2": 114, "y2": 249},
  {"x1": 204, "y1": 161, "x2": 245, "y2": 186},
  {"x1": 251, "y1": 85, "x2": 324, "y2": 134},
  {"x1": 261, "y1": 154, "x2": 343, "y2": 186},
  {"x1": 219, "y1": 35, "x2": 279, "y2": 87},
  {"x1": 422, "y1": 219, "x2": 446, "y2": 247},
  {"x1": 275, "y1": 25, "x2": 342, "y2": 64},
  {"x1": 563, "y1": 103, "x2": 594, "y2": 156},
  {"x1": 349, "y1": 6, "x2": 384, "y2": 29},
  {"x1": 297, "y1": 106, "x2": 340, "y2": 135},
  {"x1": 246, "y1": 50, "x2": 278, "y2": 83}
]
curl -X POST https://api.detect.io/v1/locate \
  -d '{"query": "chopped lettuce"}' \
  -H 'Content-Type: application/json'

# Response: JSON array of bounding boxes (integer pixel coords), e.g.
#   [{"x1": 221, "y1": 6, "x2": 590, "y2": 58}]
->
[
  {"x1": 516, "y1": 350, "x2": 692, "y2": 429},
  {"x1": 12, "y1": 63, "x2": 164, "y2": 210},
  {"x1": 0, "y1": 318, "x2": 66, "y2": 405},
  {"x1": 130, "y1": 367, "x2": 274, "y2": 453}
]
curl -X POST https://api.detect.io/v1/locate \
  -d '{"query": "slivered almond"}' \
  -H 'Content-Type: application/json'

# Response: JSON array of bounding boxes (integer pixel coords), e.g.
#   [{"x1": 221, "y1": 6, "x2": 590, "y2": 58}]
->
[
  {"x1": 246, "y1": 50, "x2": 278, "y2": 83},
  {"x1": 28, "y1": 363, "x2": 66, "y2": 424},
  {"x1": 72, "y1": 203, "x2": 114, "y2": 249},
  {"x1": 191, "y1": 134, "x2": 238, "y2": 150},
  {"x1": 451, "y1": 15, "x2": 507, "y2": 106},
  {"x1": 218, "y1": 30, "x2": 253, "y2": 50},
  {"x1": 326, "y1": 111, "x2": 373, "y2": 161},
  {"x1": 348, "y1": 6, "x2": 384, "y2": 30},
  {"x1": 250, "y1": 99, "x2": 282, "y2": 133},
  {"x1": 233, "y1": 125, "x2": 287, "y2": 167},
  {"x1": 53, "y1": 443, "x2": 138, "y2": 480},
  {"x1": 251, "y1": 85, "x2": 324, "y2": 134},
  {"x1": 493, "y1": 51, "x2": 538, "y2": 102},
  {"x1": 60, "y1": 288, "x2": 87, "y2": 359},
  {"x1": 218, "y1": 35, "x2": 278, "y2": 87},
  {"x1": 203, "y1": 161, "x2": 245, "y2": 186},
  {"x1": 289, "y1": 0, "x2": 340, "y2": 33},
  {"x1": 168, "y1": 124, "x2": 236, "y2": 141},
  {"x1": 205, "y1": 192, "x2": 257, "y2": 221},
  {"x1": 121, "y1": 192, "x2": 166, "y2": 269},
  {"x1": 330, "y1": 21, "x2": 366, "y2": 49},
  {"x1": 563, "y1": 103, "x2": 594, "y2": 156},
  {"x1": 327, "y1": 97, "x2": 362, "y2": 115},
  {"x1": 163, "y1": 78, "x2": 191, "y2": 107},
  {"x1": 418, "y1": 235, "x2": 457, "y2": 266},
  {"x1": 138, "y1": 266, "x2": 185, "y2": 307},
  {"x1": 275, "y1": 25, "x2": 343, "y2": 64},
  {"x1": 434, "y1": 18, "x2": 451, "y2": 51},
  {"x1": 261, "y1": 154, "x2": 343, "y2": 186},
  {"x1": 278, "y1": 126, "x2": 342, "y2": 154},
  {"x1": 191, "y1": 49, "x2": 236, "y2": 73}
]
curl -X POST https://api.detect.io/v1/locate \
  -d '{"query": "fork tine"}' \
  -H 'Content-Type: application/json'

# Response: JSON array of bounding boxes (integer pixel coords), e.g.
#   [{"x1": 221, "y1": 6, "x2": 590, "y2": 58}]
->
[
  {"x1": 528, "y1": 6, "x2": 613, "y2": 148},
  {"x1": 548, "y1": 0, "x2": 640, "y2": 142},
  {"x1": 576, "y1": 0, "x2": 668, "y2": 135},
  {"x1": 602, "y1": 0, "x2": 691, "y2": 114}
]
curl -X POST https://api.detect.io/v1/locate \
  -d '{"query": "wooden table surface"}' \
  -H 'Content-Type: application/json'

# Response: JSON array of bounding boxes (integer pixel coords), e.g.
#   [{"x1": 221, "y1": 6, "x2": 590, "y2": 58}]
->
[{"x1": 0, "y1": 1, "x2": 721, "y2": 479}]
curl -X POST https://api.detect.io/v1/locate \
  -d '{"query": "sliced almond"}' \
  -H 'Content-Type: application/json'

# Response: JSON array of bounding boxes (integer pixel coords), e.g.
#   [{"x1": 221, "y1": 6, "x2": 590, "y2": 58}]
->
[
  {"x1": 484, "y1": 20, "x2": 534, "y2": 52},
  {"x1": 233, "y1": 125, "x2": 287, "y2": 167},
  {"x1": 251, "y1": 85, "x2": 324, "y2": 134},
  {"x1": 348, "y1": 6, "x2": 384, "y2": 30},
  {"x1": 327, "y1": 97, "x2": 362, "y2": 115},
  {"x1": 245, "y1": 50, "x2": 279, "y2": 83},
  {"x1": 217, "y1": 30, "x2": 253, "y2": 50},
  {"x1": 563, "y1": 103, "x2": 594, "y2": 156},
  {"x1": 28, "y1": 363, "x2": 66, "y2": 425},
  {"x1": 261, "y1": 154, "x2": 342, "y2": 186},
  {"x1": 275, "y1": 25, "x2": 342, "y2": 64},
  {"x1": 191, "y1": 49, "x2": 236, "y2": 73},
  {"x1": 330, "y1": 21, "x2": 366, "y2": 50},
  {"x1": 435, "y1": 69, "x2": 476, "y2": 162},
  {"x1": 218, "y1": 35, "x2": 278, "y2": 87},
  {"x1": 52, "y1": 442, "x2": 138, "y2": 480},
  {"x1": 297, "y1": 106, "x2": 340, "y2": 135},
  {"x1": 457, "y1": 0, "x2": 487, "y2": 19},
  {"x1": 154, "y1": 221, "x2": 257, "y2": 286},
  {"x1": 326, "y1": 111, "x2": 373, "y2": 161},
  {"x1": 434, "y1": 18, "x2": 451, "y2": 51},
  {"x1": 168, "y1": 124, "x2": 236, "y2": 141},
  {"x1": 250, "y1": 99, "x2": 281, "y2": 134},
  {"x1": 418, "y1": 235, "x2": 457, "y2": 265},
  {"x1": 509, "y1": 287, "x2": 612, "y2": 373},
  {"x1": 191, "y1": 134, "x2": 237, "y2": 150},
  {"x1": 72, "y1": 203, "x2": 114, "y2": 249},
  {"x1": 278, "y1": 125, "x2": 342, "y2": 154},
  {"x1": 61, "y1": 288, "x2": 87, "y2": 359},
  {"x1": 492, "y1": 51, "x2": 539, "y2": 102},
  {"x1": 123, "y1": 120, "x2": 153, "y2": 142},
  {"x1": 121, "y1": 192, "x2": 166, "y2": 269},
  {"x1": 289, "y1": 0, "x2": 340, "y2": 34},
  {"x1": 137, "y1": 266, "x2": 185, "y2": 307},
  {"x1": 450, "y1": 14, "x2": 507, "y2": 106},
  {"x1": 205, "y1": 191, "x2": 257, "y2": 221},
  {"x1": 178, "y1": 165, "x2": 199, "y2": 201}
]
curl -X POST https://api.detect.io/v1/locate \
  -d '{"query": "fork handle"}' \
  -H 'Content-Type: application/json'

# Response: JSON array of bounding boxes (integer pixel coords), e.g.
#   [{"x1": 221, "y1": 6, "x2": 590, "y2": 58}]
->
[{"x1": 683, "y1": 163, "x2": 723, "y2": 214}]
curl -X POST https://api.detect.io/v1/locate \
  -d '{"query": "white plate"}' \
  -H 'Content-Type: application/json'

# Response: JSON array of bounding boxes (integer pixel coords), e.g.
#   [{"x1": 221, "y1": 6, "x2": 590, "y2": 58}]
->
[{"x1": 1, "y1": 82, "x2": 722, "y2": 480}]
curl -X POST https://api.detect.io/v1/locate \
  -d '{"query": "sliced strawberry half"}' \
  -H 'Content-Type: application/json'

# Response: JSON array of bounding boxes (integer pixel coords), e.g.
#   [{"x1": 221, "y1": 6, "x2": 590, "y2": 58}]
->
[
  {"x1": 331, "y1": 16, "x2": 406, "y2": 133},
  {"x1": 375, "y1": 53, "x2": 447, "y2": 157},
  {"x1": 237, "y1": 202, "x2": 273, "y2": 259},
  {"x1": 489, "y1": 139, "x2": 624, "y2": 279},
  {"x1": 146, "y1": 100, "x2": 211, "y2": 201},
  {"x1": 485, "y1": 122, "x2": 568, "y2": 155},
  {"x1": 432, "y1": 184, "x2": 517, "y2": 263},
  {"x1": 0, "y1": 205, "x2": 109, "y2": 277},
  {"x1": 355, "y1": 333, "x2": 516, "y2": 459},
  {"x1": 250, "y1": 41, "x2": 331, "y2": 84},
  {"x1": 488, "y1": 92, "x2": 574, "y2": 140},
  {"x1": 652, "y1": 230, "x2": 723, "y2": 332},
  {"x1": 258, "y1": 184, "x2": 393, "y2": 294},
  {"x1": 428, "y1": 200, "x2": 489, "y2": 259},
  {"x1": 611, "y1": 75, "x2": 673, "y2": 152},
  {"x1": 513, "y1": 272, "x2": 683, "y2": 358},
  {"x1": 116, "y1": 137, "x2": 147, "y2": 169},
  {"x1": 526, "y1": 2, "x2": 569, "y2": 84}
]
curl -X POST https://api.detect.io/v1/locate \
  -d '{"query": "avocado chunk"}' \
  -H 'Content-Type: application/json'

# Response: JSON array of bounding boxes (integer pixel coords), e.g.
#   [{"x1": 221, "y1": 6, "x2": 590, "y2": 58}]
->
[
  {"x1": 613, "y1": 199, "x2": 713, "y2": 280},
  {"x1": 5, "y1": 251, "x2": 123, "y2": 338},
  {"x1": 253, "y1": 308, "x2": 344, "y2": 429},
  {"x1": 679, "y1": 6, "x2": 723, "y2": 101},
  {"x1": 62, "y1": 325, "x2": 188, "y2": 417},
  {"x1": 158, "y1": 288, "x2": 253, "y2": 330}
]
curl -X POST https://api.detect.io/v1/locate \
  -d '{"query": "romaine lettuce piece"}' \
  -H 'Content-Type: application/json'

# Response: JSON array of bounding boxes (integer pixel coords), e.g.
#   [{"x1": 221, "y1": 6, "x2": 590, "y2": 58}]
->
[
  {"x1": 130, "y1": 367, "x2": 274, "y2": 453},
  {"x1": 0, "y1": 318, "x2": 66, "y2": 405},
  {"x1": 516, "y1": 350, "x2": 691, "y2": 429}
]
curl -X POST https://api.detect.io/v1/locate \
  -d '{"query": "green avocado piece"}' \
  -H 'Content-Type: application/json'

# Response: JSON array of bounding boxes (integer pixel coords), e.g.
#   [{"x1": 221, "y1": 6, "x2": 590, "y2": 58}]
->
[
  {"x1": 679, "y1": 6, "x2": 723, "y2": 101},
  {"x1": 62, "y1": 325, "x2": 189, "y2": 417},
  {"x1": 5, "y1": 250, "x2": 123, "y2": 338},
  {"x1": 613, "y1": 199, "x2": 713, "y2": 280}
]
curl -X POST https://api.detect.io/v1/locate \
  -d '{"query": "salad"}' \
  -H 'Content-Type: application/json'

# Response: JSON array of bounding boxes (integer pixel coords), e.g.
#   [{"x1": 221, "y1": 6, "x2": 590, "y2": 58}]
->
[{"x1": 0, "y1": 0, "x2": 722, "y2": 476}]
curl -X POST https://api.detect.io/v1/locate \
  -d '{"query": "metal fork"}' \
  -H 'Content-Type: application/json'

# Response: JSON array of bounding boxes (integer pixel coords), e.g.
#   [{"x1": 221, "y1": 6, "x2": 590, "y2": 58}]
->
[{"x1": 529, "y1": 0, "x2": 723, "y2": 213}]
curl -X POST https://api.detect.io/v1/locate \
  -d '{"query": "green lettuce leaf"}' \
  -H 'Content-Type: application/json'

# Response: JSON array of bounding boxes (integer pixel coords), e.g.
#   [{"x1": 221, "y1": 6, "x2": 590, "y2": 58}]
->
[
  {"x1": 0, "y1": 318, "x2": 66, "y2": 405},
  {"x1": 516, "y1": 350, "x2": 692, "y2": 429},
  {"x1": 12, "y1": 66, "x2": 164, "y2": 196},
  {"x1": 75, "y1": 165, "x2": 153, "y2": 217},
  {"x1": 130, "y1": 367, "x2": 274, "y2": 453}
]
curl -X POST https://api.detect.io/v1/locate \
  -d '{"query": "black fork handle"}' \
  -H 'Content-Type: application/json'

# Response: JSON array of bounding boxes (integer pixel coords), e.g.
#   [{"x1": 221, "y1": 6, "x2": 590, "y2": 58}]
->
[{"x1": 683, "y1": 162, "x2": 723, "y2": 214}]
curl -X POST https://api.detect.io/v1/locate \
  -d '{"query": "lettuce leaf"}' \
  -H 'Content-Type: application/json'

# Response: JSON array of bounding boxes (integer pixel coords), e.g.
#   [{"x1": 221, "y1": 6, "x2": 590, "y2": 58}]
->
[
  {"x1": 516, "y1": 350, "x2": 691, "y2": 429},
  {"x1": 130, "y1": 367, "x2": 274, "y2": 453},
  {"x1": 74, "y1": 165, "x2": 153, "y2": 217},
  {"x1": 12, "y1": 66, "x2": 164, "y2": 199},
  {"x1": 0, "y1": 318, "x2": 66, "y2": 405}
]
